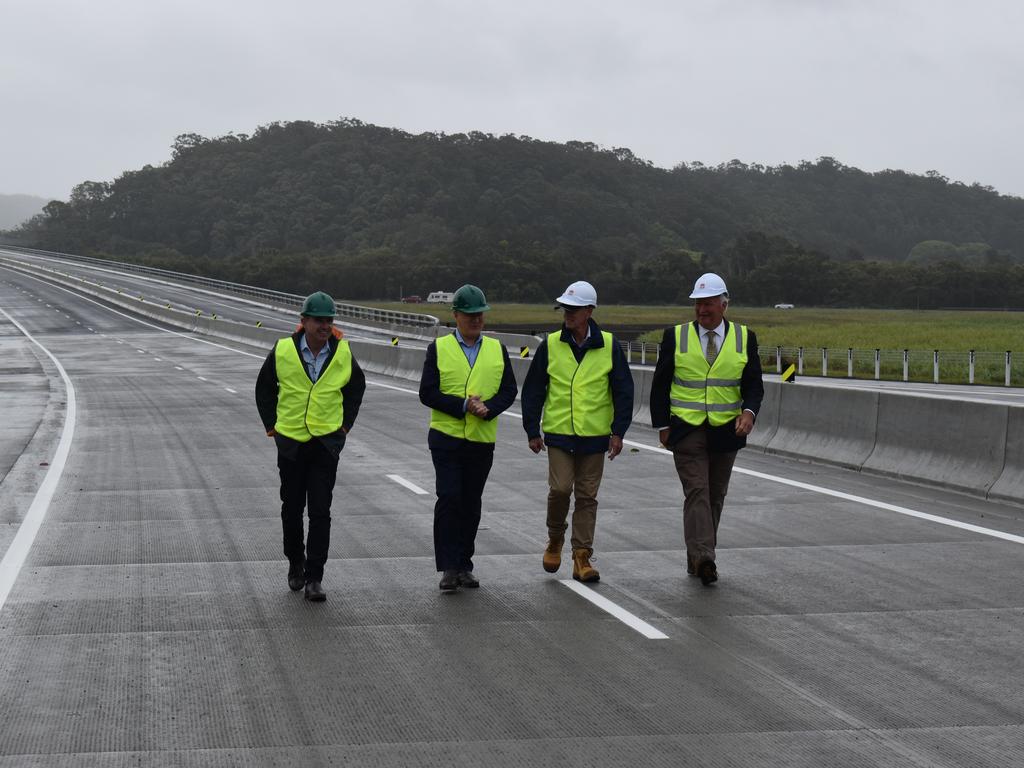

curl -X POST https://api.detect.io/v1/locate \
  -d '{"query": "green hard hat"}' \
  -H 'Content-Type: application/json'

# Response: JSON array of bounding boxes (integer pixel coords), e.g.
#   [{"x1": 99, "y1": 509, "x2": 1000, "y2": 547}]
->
[
  {"x1": 452, "y1": 284, "x2": 490, "y2": 313},
  {"x1": 301, "y1": 291, "x2": 336, "y2": 317}
]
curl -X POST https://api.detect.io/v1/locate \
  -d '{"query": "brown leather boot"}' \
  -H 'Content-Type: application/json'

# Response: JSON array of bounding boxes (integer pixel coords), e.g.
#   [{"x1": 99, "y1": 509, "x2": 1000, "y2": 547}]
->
[
  {"x1": 572, "y1": 549, "x2": 600, "y2": 582},
  {"x1": 542, "y1": 537, "x2": 564, "y2": 573}
]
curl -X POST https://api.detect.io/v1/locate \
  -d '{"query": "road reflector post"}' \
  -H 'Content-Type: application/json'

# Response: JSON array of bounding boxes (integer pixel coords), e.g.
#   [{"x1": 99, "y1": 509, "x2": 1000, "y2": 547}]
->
[
  {"x1": 874, "y1": 349, "x2": 881, "y2": 380},
  {"x1": 797, "y1": 347, "x2": 804, "y2": 375},
  {"x1": 903, "y1": 349, "x2": 909, "y2": 382},
  {"x1": 520, "y1": 346, "x2": 529, "y2": 358},
  {"x1": 391, "y1": 337, "x2": 399, "y2": 346},
  {"x1": 969, "y1": 349, "x2": 975, "y2": 385},
  {"x1": 1007, "y1": 351, "x2": 1012, "y2": 387},
  {"x1": 782, "y1": 364, "x2": 796, "y2": 383},
  {"x1": 775, "y1": 346, "x2": 782, "y2": 374},
  {"x1": 847, "y1": 348, "x2": 853, "y2": 378},
  {"x1": 933, "y1": 349, "x2": 939, "y2": 383},
  {"x1": 822, "y1": 347, "x2": 828, "y2": 377}
]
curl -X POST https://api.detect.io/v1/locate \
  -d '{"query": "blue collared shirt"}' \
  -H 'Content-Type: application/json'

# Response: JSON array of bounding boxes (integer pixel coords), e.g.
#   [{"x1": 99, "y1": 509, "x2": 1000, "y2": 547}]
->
[
  {"x1": 299, "y1": 334, "x2": 330, "y2": 382},
  {"x1": 454, "y1": 329, "x2": 483, "y2": 366}
]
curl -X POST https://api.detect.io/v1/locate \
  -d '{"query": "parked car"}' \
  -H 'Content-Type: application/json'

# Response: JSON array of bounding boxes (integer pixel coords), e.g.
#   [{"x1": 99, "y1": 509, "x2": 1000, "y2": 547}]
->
[
  {"x1": 774, "y1": 303, "x2": 795, "y2": 309},
  {"x1": 401, "y1": 295, "x2": 423, "y2": 303}
]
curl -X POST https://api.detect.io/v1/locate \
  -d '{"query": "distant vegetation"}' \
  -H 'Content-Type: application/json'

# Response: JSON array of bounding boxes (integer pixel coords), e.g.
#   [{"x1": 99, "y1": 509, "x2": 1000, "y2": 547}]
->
[
  {"x1": 6, "y1": 118, "x2": 1024, "y2": 307},
  {"x1": 0, "y1": 193, "x2": 51, "y2": 230}
]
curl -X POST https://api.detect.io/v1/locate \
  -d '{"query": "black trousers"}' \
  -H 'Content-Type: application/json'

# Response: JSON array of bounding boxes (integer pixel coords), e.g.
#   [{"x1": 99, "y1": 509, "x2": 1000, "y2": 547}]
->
[
  {"x1": 430, "y1": 441, "x2": 494, "y2": 572},
  {"x1": 278, "y1": 439, "x2": 339, "y2": 583}
]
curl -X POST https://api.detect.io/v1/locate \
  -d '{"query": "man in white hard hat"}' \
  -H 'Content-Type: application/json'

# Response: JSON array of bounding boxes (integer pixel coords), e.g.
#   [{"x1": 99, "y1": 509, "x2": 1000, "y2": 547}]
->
[
  {"x1": 521, "y1": 280, "x2": 634, "y2": 582},
  {"x1": 649, "y1": 273, "x2": 764, "y2": 586}
]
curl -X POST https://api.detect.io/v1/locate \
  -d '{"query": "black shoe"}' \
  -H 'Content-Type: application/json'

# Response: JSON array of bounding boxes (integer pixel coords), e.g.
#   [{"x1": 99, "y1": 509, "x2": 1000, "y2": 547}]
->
[
  {"x1": 697, "y1": 560, "x2": 718, "y2": 586},
  {"x1": 457, "y1": 571, "x2": 479, "y2": 588},
  {"x1": 439, "y1": 570, "x2": 459, "y2": 591},
  {"x1": 287, "y1": 559, "x2": 305, "y2": 591},
  {"x1": 304, "y1": 581, "x2": 327, "y2": 602},
  {"x1": 686, "y1": 555, "x2": 697, "y2": 577}
]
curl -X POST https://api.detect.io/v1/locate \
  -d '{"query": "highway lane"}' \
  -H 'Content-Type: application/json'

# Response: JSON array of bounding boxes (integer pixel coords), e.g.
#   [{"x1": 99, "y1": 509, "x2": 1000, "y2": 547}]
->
[
  {"x1": 1, "y1": 267, "x2": 1023, "y2": 766},
  {"x1": 11, "y1": 248, "x2": 1023, "y2": 403},
  {"x1": 0, "y1": 249, "x2": 427, "y2": 344}
]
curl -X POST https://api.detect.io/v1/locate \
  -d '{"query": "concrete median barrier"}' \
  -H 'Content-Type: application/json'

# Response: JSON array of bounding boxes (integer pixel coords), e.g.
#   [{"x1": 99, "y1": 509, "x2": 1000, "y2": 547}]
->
[
  {"x1": 746, "y1": 380, "x2": 781, "y2": 451},
  {"x1": 986, "y1": 406, "x2": 1024, "y2": 503},
  {"x1": 863, "y1": 391, "x2": 1007, "y2": 495},
  {"x1": 631, "y1": 367, "x2": 653, "y2": 426},
  {"x1": 350, "y1": 340, "x2": 397, "y2": 378},
  {"x1": 763, "y1": 383, "x2": 878, "y2": 469}
]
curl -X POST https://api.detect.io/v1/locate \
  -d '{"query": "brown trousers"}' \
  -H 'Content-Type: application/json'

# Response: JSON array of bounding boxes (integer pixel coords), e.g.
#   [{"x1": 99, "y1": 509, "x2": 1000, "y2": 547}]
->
[
  {"x1": 671, "y1": 427, "x2": 737, "y2": 565},
  {"x1": 546, "y1": 447, "x2": 605, "y2": 555}
]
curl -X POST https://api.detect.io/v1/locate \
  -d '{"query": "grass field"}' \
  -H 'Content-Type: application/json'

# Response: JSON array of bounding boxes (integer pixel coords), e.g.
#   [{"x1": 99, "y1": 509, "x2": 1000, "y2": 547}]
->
[{"x1": 368, "y1": 302, "x2": 1024, "y2": 352}]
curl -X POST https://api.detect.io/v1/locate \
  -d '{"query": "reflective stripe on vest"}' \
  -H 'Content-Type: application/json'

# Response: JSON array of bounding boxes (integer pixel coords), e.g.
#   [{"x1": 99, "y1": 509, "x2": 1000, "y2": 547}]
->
[
  {"x1": 429, "y1": 334, "x2": 504, "y2": 443},
  {"x1": 542, "y1": 330, "x2": 614, "y2": 437},
  {"x1": 274, "y1": 337, "x2": 352, "y2": 442},
  {"x1": 669, "y1": 322, "x2": 747, "y2": 427}
]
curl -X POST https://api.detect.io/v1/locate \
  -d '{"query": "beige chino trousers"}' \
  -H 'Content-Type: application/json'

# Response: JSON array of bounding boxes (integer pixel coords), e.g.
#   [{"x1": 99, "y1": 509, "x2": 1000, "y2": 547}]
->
[{"x1": 546, "y1": 446, "x2": 605, "y2": 555}]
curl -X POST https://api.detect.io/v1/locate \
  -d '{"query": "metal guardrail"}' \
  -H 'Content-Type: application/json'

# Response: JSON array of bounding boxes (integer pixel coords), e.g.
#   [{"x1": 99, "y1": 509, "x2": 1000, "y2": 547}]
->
[{"x1": 0, "y1": 244, "x2": 440, "y2": 330}]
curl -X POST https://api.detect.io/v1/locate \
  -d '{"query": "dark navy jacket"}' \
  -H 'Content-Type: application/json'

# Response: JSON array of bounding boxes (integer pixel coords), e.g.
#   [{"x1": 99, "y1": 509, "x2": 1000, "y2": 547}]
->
[
  {"x1": 521, "y1": 318, "x2": 634, "y2": 455},
  {"x1": 649, "y1": 319, "x2": 764, "y2": 453}
]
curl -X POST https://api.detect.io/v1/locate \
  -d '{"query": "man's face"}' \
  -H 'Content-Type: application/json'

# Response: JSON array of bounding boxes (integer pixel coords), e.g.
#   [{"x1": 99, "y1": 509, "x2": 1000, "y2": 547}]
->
[
  {"x1": 561, "y1": 305, "x2": 593, "y2": 334},
  {"x1": 300, "y1": 315, "x2": 334, "y2": 346},
  {"x1": 694, "y1": 296, "x2": 727, "y2": 330},
  {"x1": 454, "y1": 310, "x2": 484, "y2": 340}
]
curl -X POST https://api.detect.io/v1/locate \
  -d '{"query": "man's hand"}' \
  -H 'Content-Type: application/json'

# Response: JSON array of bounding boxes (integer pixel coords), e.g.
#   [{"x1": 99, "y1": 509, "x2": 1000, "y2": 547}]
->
[
  {"x1": 735, "y1": 411, "x2": 754, "y2": 437},
  {"x1": 528, "y1": 437, "x2": 545, "y2": 454},
  {"x1": 266, "y1": 428, "x2": 277, "y2": 437},
  {"x1": 659, "y1": 428, "x2": 670, "y2": 448},
  {"x1": 467, "y1": 395, "x2": 489, "y2": 419},
  {"x1": 607, "y1": 435, "x2": 623, "y2": 460}
]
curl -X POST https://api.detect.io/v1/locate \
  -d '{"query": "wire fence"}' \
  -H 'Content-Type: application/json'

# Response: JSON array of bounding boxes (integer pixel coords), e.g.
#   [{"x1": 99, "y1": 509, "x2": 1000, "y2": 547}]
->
[{"x1": 620, "y1": 341, "x2": 1019, "y2": 386}]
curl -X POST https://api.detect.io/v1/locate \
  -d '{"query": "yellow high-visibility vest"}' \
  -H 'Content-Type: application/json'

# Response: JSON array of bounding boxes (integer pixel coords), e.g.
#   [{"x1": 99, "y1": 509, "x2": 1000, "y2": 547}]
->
[
  {"x1": 429, "y1": 334, "x2": 504, "y2": 443},
  {"x1": 274, "y1": 338, "x2": 352, "y2": 441},
  {"x1": 542, "y1": 330, "x2": 614, "y2": 436},
  {"x1": 669, "y1": 322, "x2": 747, "y2": 427}
]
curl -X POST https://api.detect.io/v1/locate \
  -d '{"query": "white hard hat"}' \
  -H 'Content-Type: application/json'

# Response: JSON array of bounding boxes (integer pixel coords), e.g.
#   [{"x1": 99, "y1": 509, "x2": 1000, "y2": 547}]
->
[
  {"x1": 689, "y1": 273, "x2": 728, "y2": 299},
  {"x1": 555, "y1": 280, "x2": 597, "y2": 307}
]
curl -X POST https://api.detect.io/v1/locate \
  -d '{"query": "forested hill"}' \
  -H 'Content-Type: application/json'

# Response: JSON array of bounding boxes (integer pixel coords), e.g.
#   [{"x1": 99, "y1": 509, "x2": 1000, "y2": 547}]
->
[{"x1": 11, "y1": 118, "x2": 1024, "y2": 306}]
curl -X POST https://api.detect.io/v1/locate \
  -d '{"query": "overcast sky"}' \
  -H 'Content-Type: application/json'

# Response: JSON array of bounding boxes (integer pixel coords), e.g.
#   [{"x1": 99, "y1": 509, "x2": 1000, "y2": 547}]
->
[{"x1": 2, "y1": 0, "x2": 1022, "y2": 200}]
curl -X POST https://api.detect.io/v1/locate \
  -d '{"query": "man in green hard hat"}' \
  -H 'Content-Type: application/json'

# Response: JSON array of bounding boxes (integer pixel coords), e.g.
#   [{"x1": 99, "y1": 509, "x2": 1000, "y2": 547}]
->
[
  {"x1": 255, "y1": 291, "x2": 366, "y2": 602},
  {"x1": 419, "y1": 284, "x2": 518, "y2": 592}
]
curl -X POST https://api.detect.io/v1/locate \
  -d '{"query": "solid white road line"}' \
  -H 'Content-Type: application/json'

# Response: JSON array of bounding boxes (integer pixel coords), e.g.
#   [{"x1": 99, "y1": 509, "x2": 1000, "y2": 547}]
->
[
  {"x1": 560, "y1": 580, "x2": 669, "y2": 640},
  {"x1": 620, "y1": 437, "x2": 1024, "y2": 546},
  {"x1": 0, "y1": 308, "x2": 76, "y2": 611},
  {"x1": 386, "y1": 474, "x2": 429, "y2": 495},
  {"x1": 225, "y1": 387, "x2": 238, "y2": 394},
  {"x1": 364, "y1": 375, "x2": 1024, "y2": 545}
]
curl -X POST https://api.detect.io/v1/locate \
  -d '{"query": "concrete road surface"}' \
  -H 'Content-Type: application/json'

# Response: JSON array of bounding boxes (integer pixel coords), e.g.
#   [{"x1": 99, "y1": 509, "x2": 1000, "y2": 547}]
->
[{"x1": 2, "y1": 267, "x2": 1023, "y2": 767}]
